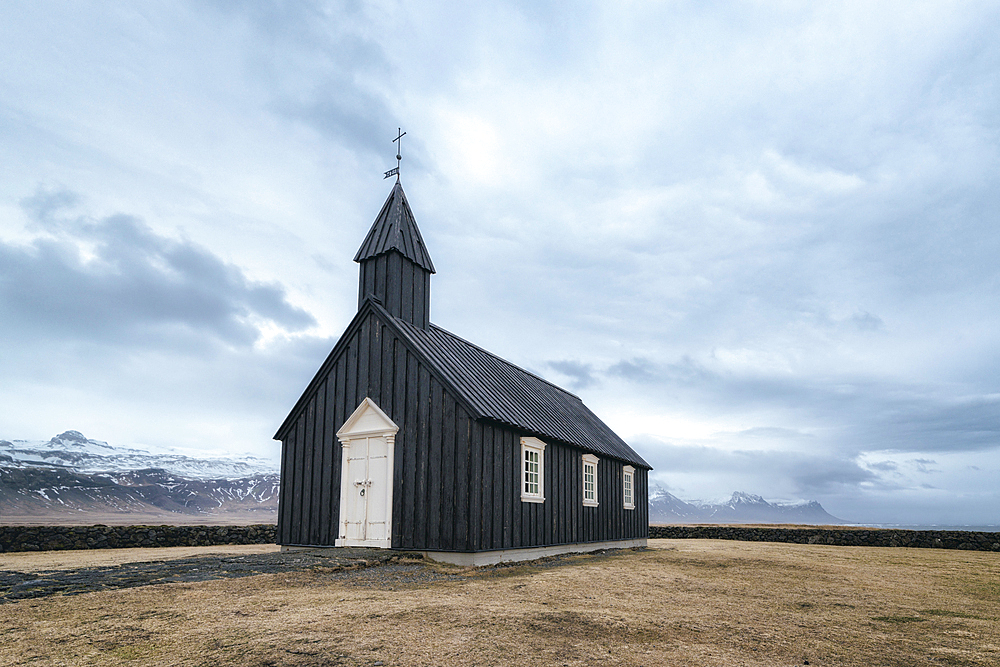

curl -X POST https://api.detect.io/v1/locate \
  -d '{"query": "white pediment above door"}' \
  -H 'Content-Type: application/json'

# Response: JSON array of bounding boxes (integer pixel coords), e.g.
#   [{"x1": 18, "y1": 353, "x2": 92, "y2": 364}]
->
[{"x1": 337, "y1": 397, "x2": 399, "y2": 442}]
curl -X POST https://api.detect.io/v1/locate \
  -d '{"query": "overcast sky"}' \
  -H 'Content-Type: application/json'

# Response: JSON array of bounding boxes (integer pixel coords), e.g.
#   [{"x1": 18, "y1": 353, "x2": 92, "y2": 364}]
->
[{"x1": 2, "y1": 1, "x2": 998, "y2": 525}]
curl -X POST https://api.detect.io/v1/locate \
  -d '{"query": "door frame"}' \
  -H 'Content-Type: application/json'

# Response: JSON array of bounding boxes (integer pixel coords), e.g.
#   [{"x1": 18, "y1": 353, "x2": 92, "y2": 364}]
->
[{"x1": 335, "y1": 397, "x2": 398, "y2": 548}]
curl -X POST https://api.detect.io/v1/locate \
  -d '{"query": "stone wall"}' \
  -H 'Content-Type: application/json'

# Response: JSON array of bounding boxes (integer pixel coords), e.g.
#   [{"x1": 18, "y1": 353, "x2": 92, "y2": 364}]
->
[
  {"x1": 649, "y1": 525, "x2": 1000, "y2": 552},
  {"x1": 0, "y1": 525, "x2": 277, "y2": 553},
  {"x1": 3, "y1": 524, "x2": 999, "y2": 554}
]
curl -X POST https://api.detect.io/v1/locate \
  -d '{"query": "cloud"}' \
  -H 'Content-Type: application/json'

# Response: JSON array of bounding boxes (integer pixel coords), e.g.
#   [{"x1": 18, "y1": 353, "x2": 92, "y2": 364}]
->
[
  {"x1": 546, "y1": 359, "x2": 596, "y2": 391},
  {"x1": 0, "y1": 187, "x2": 315, "y2": 349}
]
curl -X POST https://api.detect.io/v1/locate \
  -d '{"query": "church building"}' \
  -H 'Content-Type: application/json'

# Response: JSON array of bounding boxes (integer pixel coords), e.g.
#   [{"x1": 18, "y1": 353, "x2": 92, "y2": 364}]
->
[{"x1": 274, "y1": 180, "x2": 650, "y2": 564}]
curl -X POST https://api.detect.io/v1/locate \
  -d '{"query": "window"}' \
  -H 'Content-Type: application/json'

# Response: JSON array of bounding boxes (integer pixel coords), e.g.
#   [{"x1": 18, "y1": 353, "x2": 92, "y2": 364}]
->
[
  {"x1": 623, "y1": 466, "x2": 635, "y2": 510},
  {"x1": 582, "y1": 454, "x2": 599, "y2": 507},
  {"x1": 520, "y1": 437, "x2": 546, "y2": 503}
]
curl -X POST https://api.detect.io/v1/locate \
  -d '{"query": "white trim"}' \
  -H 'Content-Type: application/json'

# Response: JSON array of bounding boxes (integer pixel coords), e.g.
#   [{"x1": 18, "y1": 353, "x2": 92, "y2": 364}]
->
[
  {"x1": 422, "y1": 539, "x2": 647, "y2": 566},
  {"x1": 336, "y1": 397, "x2": 399, "y2": 442},
  {"x1": 582, "y1": 454, "x2": 599, "y2": 507},
  {"x1": 520, "y1": 437, "x2": 546, "y2": 503},
  {"x1": 623, "y1": 465, "x2": 635, "y2": 510},
  {"x1": 335, "y1": 398, "x2": 398, "y2": 549}
]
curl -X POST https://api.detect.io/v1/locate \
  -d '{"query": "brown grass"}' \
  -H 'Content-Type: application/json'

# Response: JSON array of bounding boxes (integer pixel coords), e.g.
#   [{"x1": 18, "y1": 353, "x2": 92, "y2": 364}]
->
[{"x1": 1, "y1": 538, "x2": 997, "y2": 666}]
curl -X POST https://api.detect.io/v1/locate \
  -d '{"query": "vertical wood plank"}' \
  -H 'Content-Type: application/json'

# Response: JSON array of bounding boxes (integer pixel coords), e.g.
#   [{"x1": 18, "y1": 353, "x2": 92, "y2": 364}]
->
[
  {"x1": 441, "y1": 393, "x2": 456, "y2": 549},
  {"x1": 413, "y1": 272, "x2": 425, "y2": 328},
  {"x1": 428, "y1": 377, "x2": 443, "y2": 549},
  {"x1": 469, "y1": 420, "x2": 483, "y2": 551},
  {"x1": 277, "y1": 430, "x2": 293, "y2": 544},
  {"x1": 357, "y1": 316, "x2": 370, "y2": 403},
  {"x1": 320, "y1": 373, "x2": 335, "y2": 545},
  {"x1": 310, "y1": 383, "x2": 326, "y2": 545},
  {"x1": 345, "y1": 343, "x2": 357, "y2": 423},
  {"x1": 387, "y1": 333, "x2": 403, "y2": 546},
  {"x1": 416, "y1": 364, "x2": 431, "y2": 548},
  {"x1": 454, "y1": 409, "x2": 470, "y2": 551},
  {"x1": 291, "y1": 413, "x2": 306, "y2": 544},
  {"x1": 402, "y1": 349, "x2": 418, "y2": 547},
  {"x1": 302, "y1": 396, "x2": 317, "y2": 544},
  {"x1": 375, "y1": 253, "x2": 387, "y2": 302},
  {"x1": 493, "y1": 427, "x2": 511, "y2": 549},
  {"x1": 401, "y1": 255, "x2": 414, "y2": 323},
  {"x1": 387, "y1": 251, "x2": 402, "y2": 317},
  {"x1": 369, "y1": 322, "x2": 382, "y2": 408},
  {"x1": 506, "y1": 430, "x2": 516, "y2": 548}
]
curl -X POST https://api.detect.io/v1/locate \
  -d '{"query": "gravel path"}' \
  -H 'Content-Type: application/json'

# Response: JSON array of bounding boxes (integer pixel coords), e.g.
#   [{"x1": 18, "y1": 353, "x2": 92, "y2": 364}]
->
[
  {"x1": 0, "y1": 548, "x2": 455, "y2": 603},
  {"x1": 0, "y1": 546, "x2": 636, "y2": 603}
]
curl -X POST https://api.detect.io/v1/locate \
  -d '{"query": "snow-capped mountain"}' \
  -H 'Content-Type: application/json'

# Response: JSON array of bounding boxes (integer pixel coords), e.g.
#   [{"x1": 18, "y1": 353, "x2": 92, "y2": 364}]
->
[
  {"x1": 1, "y1": 431, "x2": 279, "y2": 525},
  {"x1": 649, "y1": 487, "x2": 845, "y2": 525},
  {"x1": 1, "y1": 430, "x2": 277, "y2": 479}
]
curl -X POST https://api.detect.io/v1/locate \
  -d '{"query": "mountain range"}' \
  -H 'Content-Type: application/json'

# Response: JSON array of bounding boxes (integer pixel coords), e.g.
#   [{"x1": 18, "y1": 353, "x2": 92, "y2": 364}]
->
[
  {"x1": 1, "y1": 431, "x2": 279, "y2": 525},
  {"x1": 649, "y1": 487, "x2": 846, "y2": 525},
  {"x1": 2, "y1": 430, "x2": 845, "y2": 526}
]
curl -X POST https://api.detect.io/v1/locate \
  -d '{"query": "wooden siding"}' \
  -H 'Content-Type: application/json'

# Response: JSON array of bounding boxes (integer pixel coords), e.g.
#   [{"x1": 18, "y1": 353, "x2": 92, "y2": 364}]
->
[
  {"x1": 277, "y1": 306, "x2": 648, "y2": 551},
  {"x1": 465, "y1": 420, "x2": 648, "y2": 552},
  {"x1": 277, "y1": 309, "x2": 472, "y2": 549},
  {"x1": 358, "y1": 250, "x2": 431, "y2": 329}
]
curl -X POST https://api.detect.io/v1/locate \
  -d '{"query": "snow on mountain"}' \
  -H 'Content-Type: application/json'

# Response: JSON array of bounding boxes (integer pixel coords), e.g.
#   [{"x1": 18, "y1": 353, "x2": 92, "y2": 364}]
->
[
  {"x1": 1, "y1": 430, "x2": 278, "y2": 479},
  {"x1": 0, "y1": 431, "x2": 280, "y2": 524},
  {"x1": 649, "y1": 487, "x2": 846, "y2": 524}
]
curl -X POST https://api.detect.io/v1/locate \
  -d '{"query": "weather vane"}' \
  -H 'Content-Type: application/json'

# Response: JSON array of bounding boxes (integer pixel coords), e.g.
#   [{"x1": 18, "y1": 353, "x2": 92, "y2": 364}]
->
[{"x1": 383, "y1": 128, "x2": 406, "y2": 181}]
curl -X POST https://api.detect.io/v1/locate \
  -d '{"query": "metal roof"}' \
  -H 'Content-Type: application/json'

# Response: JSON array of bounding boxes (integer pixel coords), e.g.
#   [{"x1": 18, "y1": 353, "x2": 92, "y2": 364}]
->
[
  {"x1": 354, "y1": 182, "x2": 436, "y2": 273},
  {"x1": 389, "y1": 313, "x2": 651, "y2": 469}
]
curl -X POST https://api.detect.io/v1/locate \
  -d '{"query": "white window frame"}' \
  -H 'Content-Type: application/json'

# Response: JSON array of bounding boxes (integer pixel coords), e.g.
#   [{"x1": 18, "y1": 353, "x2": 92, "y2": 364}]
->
[
  {"x1": 520, "y1": 437, "x2": 546, "y2": 503},
  {"x1": 582, "y1": 454, "x2": 599, "y2": 507},
  {"x1": 623, "y1": 465, "x2": 635, "y2": 510}
]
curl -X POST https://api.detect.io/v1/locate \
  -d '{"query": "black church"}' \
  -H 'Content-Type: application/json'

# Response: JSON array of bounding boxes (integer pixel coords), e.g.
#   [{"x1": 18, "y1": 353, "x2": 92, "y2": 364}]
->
[{"x1": 274, "y1": 181, "x2": 650, "y2": 564}]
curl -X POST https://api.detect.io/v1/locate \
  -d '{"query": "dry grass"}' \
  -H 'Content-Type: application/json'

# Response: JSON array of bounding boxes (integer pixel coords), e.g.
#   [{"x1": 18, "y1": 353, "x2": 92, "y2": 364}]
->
[{"x1": 1, "y1": 538, "x2": 998, "y2": 666}]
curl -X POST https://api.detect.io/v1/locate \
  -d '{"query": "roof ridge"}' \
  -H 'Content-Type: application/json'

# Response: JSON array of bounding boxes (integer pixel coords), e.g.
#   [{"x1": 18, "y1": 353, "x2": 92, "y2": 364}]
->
[{"x1": 425, "y1": 323, "x2": 583, "y2": 401}]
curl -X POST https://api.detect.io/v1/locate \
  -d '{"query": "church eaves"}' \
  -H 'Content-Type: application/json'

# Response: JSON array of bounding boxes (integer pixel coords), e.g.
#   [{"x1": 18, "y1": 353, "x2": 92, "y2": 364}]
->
[{"x1": 354, "y1": 182, "x2": 436, "y2": 273}]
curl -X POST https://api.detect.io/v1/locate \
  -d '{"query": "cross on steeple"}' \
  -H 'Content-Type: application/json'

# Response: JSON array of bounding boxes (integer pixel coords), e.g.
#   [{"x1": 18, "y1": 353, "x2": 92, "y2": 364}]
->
[{"x1": 383, "y1": 128, "x2": 406, "y2": 181}]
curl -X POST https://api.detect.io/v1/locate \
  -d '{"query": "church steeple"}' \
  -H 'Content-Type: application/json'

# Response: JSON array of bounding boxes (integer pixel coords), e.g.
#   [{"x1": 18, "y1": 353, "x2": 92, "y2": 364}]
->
[{"x1": 354, "y1": 182, "x2": 435, "y2": 328}]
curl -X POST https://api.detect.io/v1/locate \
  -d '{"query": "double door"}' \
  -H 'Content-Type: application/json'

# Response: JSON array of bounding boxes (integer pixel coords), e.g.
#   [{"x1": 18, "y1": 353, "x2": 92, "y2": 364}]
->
[{"x1": 337, "y1": 435, "x2": 391, "y2": 546}]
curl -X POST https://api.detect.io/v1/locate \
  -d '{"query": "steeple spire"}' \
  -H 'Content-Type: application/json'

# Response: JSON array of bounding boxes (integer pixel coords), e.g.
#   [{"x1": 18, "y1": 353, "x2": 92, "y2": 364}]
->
[
  {"x1": 354, "y1": 182, "x2": 435, "y2": 272},
  {"x1": 354, "y1": 182, "x2": 435, "y2": 328}
]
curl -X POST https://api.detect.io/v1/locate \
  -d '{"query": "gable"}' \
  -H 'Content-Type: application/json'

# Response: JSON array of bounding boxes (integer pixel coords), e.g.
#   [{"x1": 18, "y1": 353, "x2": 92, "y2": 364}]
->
[
  {"x1": 337, "y1": 397, "x2": 399, "y2": 440},
  {"x1": 274, "y1": 299, "x2": 649, "y2": 470},
  {"x1": 273, "y1": 300, "x2": 478, "y2": 442}
]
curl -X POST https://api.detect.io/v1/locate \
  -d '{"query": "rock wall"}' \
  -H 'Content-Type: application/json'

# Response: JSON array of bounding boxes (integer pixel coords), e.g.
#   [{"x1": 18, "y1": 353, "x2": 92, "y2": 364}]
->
[
  {"x1": 649, "y1": 525, "x2": 1000, "y2": 552},
  {"x1": 3, "y1": 524, "x2": 998, "y2": 554},
  {"x1": 0, "y1": 524, "x2": 277, "y2": 553}
]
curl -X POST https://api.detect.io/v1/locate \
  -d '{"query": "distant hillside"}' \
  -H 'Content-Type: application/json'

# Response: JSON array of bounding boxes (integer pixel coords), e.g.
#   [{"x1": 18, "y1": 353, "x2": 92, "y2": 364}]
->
[
  {"x1": 1, "y1": 431, "x2": 279, "y2": 525},
  {"x1": 650, "y1": 488, "x2": 846, "y2": 525}
]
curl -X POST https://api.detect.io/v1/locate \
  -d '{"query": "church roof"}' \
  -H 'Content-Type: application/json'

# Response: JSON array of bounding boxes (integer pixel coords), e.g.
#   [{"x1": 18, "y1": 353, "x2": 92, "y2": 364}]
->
[
  {"x1": 354, "y1": 182, "x2": 436, "y2": 272},
  {"x1": 387, "y1": 309, "x2": 651, "y2": 469}
]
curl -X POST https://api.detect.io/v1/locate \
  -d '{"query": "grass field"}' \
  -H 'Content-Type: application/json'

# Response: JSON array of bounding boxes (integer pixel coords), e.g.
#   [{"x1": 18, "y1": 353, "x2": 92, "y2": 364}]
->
[{"x1": 1, "y1": 539, "x2": 997, "y2": 666}]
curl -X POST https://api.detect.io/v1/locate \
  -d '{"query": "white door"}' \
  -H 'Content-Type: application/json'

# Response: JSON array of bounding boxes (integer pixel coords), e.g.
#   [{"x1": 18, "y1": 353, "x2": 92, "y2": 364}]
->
[
  {"x1": 339, "y1": 436, "x2": 391, "y2": 543},
  {"x1": 336, "y1": 398, "x2": 397, "y2": 549}
]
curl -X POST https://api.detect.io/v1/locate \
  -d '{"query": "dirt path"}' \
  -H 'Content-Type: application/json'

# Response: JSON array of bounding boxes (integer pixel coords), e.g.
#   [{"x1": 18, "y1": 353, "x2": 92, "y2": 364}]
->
[{"x1": 0, "y1": 546, "x2": 448, "y2": 603}]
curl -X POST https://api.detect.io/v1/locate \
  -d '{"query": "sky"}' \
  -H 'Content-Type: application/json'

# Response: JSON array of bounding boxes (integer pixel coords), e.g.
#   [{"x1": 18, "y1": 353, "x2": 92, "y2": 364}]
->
[{"x1": 1, "y1": 1, "x2": 998, "y2": 526}]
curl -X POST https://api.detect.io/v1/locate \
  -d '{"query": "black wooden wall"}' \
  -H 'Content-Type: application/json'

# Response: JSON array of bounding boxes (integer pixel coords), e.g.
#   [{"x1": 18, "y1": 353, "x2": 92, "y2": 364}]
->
[
  {"x1": 466, "y1": 421, "x2": 649, "y2": 551},
  {"x1": 358, "y1": 250, "x2": 431, "y2": 329},
  {"x1": 277, "y1": 308, "x2": 471, "y2": 548},
  {"x1": 277, "y1": 306, "x2": 648, "y2": 551}
]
